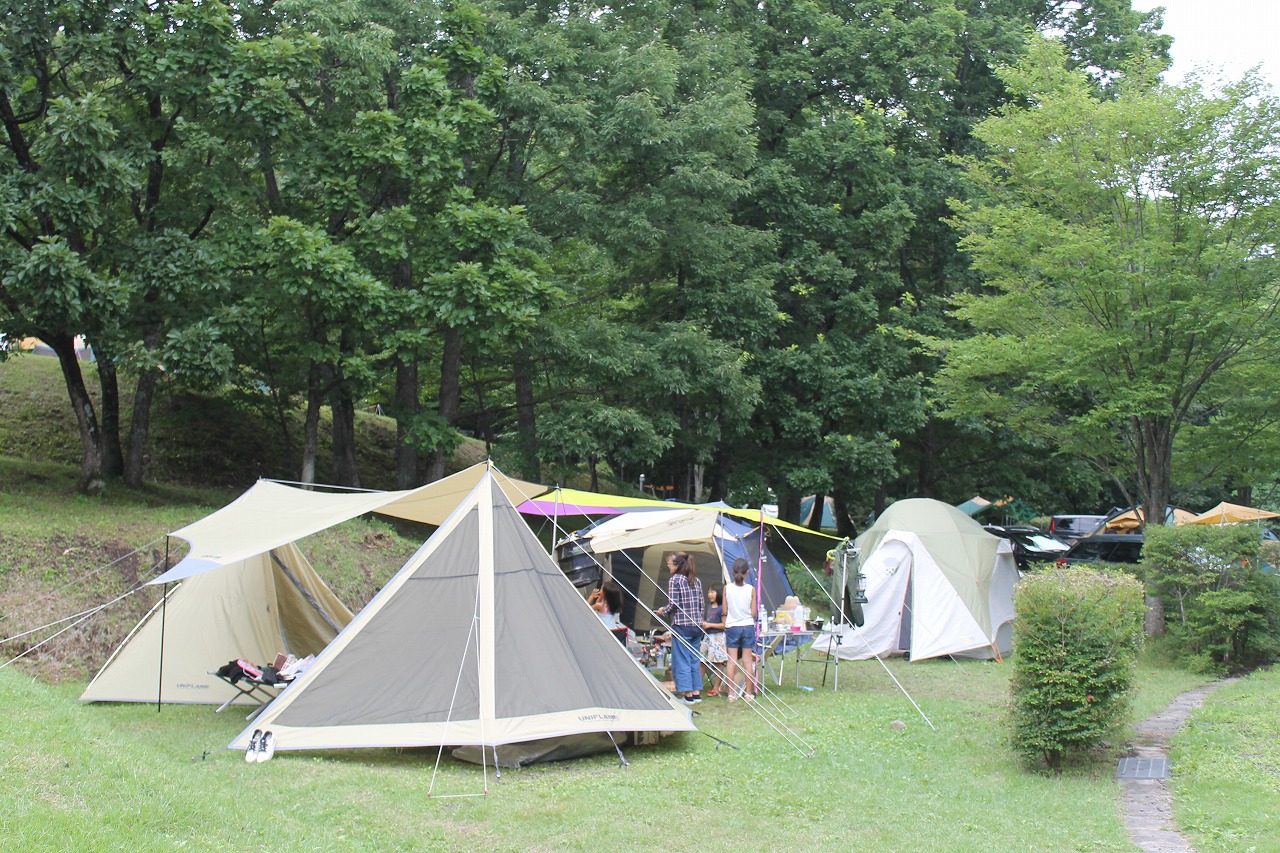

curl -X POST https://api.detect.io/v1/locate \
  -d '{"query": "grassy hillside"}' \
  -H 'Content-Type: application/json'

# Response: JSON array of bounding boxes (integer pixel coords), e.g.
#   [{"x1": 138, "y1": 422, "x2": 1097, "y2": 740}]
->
[
  {"x1": 0, "y1": 354, "x2": 479, "y2": 489},
  {"x1": 0, "y1": 354, "x2": 482, "y2": 682}
]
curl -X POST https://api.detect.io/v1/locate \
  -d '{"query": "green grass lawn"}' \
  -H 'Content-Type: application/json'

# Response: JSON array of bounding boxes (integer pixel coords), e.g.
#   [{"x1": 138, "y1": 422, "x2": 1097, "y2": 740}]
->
[
  {"x1": 1171, "y1": 667, "x2": 1280, "y2": 853},
  {"x1": 0, "y1": 652, "x2": 1207, "y2": 853}
]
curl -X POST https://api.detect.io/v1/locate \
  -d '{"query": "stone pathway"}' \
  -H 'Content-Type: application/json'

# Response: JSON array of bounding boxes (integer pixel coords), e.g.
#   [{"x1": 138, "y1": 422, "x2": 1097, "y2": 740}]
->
[{"x1": 1119, "y1": 679, "x2": 1236, "y2": 853}]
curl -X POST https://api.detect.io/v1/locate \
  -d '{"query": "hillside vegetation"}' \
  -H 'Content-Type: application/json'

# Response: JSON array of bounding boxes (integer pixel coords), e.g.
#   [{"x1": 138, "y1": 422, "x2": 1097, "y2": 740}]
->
[{"x1": 0, "y1": 355, "x2": 480, "y2": 682}]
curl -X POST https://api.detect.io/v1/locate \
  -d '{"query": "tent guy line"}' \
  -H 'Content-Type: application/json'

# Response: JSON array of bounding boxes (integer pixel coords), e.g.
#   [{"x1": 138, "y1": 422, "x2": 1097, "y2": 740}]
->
[{"x1": 0, "y1": 535, "x2": 168, "y2": 625}]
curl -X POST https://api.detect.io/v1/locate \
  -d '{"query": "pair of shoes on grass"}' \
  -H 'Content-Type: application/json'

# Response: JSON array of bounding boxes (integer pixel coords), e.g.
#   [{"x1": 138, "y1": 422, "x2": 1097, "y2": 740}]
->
[
  {"x1": 245, "y1": 729, "x2": 276, "y2": 763},
  {"x1": 681, "y1": 693, "x2": 702, "y2": 705}
]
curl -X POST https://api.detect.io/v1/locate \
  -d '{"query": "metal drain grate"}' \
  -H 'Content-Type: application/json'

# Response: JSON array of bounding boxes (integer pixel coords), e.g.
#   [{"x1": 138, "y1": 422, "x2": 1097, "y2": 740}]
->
[{"x1": 1117, "y1": 756, "x2": 1170, "y2": 780}]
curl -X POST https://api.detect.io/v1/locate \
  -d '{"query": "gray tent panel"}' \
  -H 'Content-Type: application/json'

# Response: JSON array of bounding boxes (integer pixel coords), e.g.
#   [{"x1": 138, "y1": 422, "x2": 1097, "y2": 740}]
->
[{"x1": 272, "y1": 508, "x2": 483, "y2": 728}]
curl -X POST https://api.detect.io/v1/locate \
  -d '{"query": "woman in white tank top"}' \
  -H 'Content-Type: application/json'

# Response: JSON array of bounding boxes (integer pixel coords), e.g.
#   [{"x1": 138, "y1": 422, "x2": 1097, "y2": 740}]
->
[{"x1": 723, "y1": 559, "x2": 758, "y2": 701}]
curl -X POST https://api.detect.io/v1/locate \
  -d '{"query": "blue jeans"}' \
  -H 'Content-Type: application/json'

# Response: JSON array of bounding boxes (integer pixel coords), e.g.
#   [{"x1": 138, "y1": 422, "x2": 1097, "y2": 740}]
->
[{"x1": 671, "y1": 625, "x2": 704, "y2": 694}]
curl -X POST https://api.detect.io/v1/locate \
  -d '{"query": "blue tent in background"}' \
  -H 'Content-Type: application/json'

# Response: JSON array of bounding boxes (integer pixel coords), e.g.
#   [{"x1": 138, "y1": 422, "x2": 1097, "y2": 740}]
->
[{"x1": 800, "y1": 495, "x2": 837, "y2": 530}]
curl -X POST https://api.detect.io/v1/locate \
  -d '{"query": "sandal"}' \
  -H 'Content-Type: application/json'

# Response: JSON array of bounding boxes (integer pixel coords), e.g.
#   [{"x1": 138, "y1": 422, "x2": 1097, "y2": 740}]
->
[{"x1": 706, "y1": 687, "x2": 719, "y2": 697}]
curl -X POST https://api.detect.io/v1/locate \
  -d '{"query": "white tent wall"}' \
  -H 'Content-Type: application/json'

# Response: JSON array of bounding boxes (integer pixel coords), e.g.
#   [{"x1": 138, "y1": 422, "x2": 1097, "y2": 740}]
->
[
  {"x1": 813, "y1": 532, "x2": 1018, "y2": 662},
  {"x1": 80, "y1": 543, "x2": 353, "y2": 705}
]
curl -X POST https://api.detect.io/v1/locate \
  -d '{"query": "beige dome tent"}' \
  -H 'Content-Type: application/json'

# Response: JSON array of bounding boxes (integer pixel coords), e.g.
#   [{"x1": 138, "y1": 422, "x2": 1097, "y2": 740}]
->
[
  {"x1": 812, "y1": 498, "x2": 1019, "y2": 662},
  {"x1": 231, "y1": 467, "x2": 694, "y2": 763}
]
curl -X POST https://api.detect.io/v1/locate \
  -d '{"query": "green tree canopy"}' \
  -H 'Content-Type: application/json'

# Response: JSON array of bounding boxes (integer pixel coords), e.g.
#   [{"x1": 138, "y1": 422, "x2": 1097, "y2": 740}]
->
[{"x1": 938, "y1": 39, "x2": 1280, "y2": 522}]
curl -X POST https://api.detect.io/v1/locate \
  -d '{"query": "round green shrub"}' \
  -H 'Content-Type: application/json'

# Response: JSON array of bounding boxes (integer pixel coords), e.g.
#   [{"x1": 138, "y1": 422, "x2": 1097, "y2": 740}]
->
[{"x1": 1011, "y1": 566, "x2": 1145, "y2": 772}]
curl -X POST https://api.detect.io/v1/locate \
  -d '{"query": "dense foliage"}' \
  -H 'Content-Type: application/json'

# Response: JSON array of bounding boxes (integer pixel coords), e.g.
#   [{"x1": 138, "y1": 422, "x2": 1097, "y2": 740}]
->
[
  {"x1": 1141, "y1": 524, "x2": 1280, "y2": 672},
  {"x1": 1011, "y1": 566, "x2": 1145, "y2": 772},
  {"x1": 10, "y1": 0, "x2": 1277, "y2": 527}
]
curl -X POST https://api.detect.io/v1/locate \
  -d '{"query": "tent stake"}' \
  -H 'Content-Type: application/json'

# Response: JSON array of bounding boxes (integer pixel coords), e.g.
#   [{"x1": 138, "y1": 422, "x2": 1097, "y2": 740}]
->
[
  {"x1": 701, "y1": 731, "x2": 739, "y2": 750},
  {"x1": 606, "y1": 731, "x2": 630, "y2": 767}
]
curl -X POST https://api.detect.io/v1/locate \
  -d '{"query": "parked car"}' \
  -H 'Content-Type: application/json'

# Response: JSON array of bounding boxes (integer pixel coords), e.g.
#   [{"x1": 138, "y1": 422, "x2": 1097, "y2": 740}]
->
[
  {"x1": 983, "y1": 524, "x2": 1070, "y2": 572},
  {"x1": 1060, "y1": 532, "x2": 1144, "y2": 565},
  {"x1": 1049, "y1": 514, "x2": 1107, "y2": 545}
]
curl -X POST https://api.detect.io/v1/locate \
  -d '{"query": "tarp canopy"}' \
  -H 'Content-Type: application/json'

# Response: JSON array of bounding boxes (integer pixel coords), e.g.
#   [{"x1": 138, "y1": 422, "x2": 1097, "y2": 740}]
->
[
  {"x1": 153, "y1": 465, "x2": 546, "y2": 583},
  {"x1": 518, "y1": 487, "x2": 837, "y2": 538},
  {"x1": 812, "y1": 498, "x2": 1018, "y2": 662},
  {"x1": 1188, "y1": 502, "x2": 1280, "y2": 525},
  {"x1": 232, "y1": 467, "x2": 694, "y2": 756}
]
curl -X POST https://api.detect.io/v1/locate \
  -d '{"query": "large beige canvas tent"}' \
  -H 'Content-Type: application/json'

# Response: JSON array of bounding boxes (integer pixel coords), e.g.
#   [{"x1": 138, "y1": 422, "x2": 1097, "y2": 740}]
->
[
  {"x1": 80, "y1": 543, "x2": 353, "y2": 705},
  {"x1": 812, "y1": 498, "x2": 1019, "y2": 662},
  {"x1": 231, "y1": 467, "x2": 694, "y2": 760},
  {"x1": 81, "y1": 463, "x2": 547, "y2": 708}
]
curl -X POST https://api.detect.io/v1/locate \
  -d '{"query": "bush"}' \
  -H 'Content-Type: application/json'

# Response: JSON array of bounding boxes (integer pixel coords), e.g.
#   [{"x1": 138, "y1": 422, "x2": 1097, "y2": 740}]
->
[
  {"x1": 1141, "y1": 524, "x2": 1280, "y2": 672},
  {"x1": 1011, "y1": 566, "x2": 1145, "y2": 773}
]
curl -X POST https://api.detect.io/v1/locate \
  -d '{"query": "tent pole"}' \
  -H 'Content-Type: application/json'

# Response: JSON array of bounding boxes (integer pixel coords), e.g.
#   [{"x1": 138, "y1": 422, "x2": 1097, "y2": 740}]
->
[{"x1": 157, "y1": 537, "x2": 170, "y2": 713}]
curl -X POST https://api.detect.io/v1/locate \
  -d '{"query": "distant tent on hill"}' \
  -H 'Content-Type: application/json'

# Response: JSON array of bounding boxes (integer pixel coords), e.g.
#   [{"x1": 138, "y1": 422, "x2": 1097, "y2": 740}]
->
[
  {"x1": 80, "y1": 463, "x2": 546, "y2": 708},
  {"x1": 231, "y1": 466, "x2": 694, "y2": 763},
  {"x1": 813, "y1": 498, "x2": 1019, "y2": 662}
]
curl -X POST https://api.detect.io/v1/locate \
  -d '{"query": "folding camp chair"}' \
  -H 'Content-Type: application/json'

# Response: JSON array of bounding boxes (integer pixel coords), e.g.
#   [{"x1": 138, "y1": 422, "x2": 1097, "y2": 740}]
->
[{"x1": 210, "y1": 670, "x2": 289, "y2": 719}]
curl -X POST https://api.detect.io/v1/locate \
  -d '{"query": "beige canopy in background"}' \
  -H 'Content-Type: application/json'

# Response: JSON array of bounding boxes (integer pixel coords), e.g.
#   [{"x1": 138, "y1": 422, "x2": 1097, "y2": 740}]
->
[{"x1": 1188, "y1": 502, "x2": 1280, "y2": 525}]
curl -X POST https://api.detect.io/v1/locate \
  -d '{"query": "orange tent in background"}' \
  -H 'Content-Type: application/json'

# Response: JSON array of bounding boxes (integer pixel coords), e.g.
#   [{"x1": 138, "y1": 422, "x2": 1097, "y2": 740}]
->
[
  {"x1": 1103, "y1": 507, "x2": 1197, "y2": 532},
  {"x1": 1188, "y1": 502, "x2": 1280, "y2": 526}
]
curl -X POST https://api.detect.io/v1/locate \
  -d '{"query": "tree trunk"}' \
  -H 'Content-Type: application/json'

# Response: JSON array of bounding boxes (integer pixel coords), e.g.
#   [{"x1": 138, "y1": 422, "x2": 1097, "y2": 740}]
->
[
  {"x1": 425, "y1": 326, "x2": 463, "y2": 482},
  {"x1": 300, "y1": 363, "x2": 326, "y2": 486},
  {"x1": 393, "y1": 352, "x2": 420, "y2": 488},
  {"x1": 123, "y1": 364, "x2": 161, "y2": 488},
  {"x1": 512, "y1": 347, "x2": 539, "y2": 479},
  {"x1": 833, "y1": 493, "x2": 858, "y2": 539},
  {"x1": 123, "y1": 324, "x2": 165, "y2": 489},
  {"x1": 329, "y1": 371, "x2": 361, "y2": 488},
  {"x1": 1133, "y1": 415, "x2": 1174, "y2": 529},
  {"x1": 806, "y1": 490, "x2": 826, "y2": 532},
  {"x1": 95, "y1": 354, "x2": 125, "y2": 477},
  {"x1": 50, "y1": 333, "x2": 105, "y2": 495}
]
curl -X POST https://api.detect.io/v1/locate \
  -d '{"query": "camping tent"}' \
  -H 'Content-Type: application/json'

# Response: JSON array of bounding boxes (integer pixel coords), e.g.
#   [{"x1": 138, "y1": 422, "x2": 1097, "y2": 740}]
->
[
  {"x1": 80, "y1": 543, "x2": 353, "y2": 705},
  {"x1": 231, "y1": 467, "x2": 694, "y2": 761},
  {"x1": 811, "y1": 498, "x2": 1019, "y2": 662},
  {"x1": 1102, "y1": 506, "x2": 1196, "y2": 531},
  {"x1": 557, "y1": 508, "x2": 796, "y2": 633},
  {"x1": 81, "y1": 463, "x2": 547, "y2": 707},
  {"x1": 1188, "y1": 502, "x2": 1280, "y2": 525}
]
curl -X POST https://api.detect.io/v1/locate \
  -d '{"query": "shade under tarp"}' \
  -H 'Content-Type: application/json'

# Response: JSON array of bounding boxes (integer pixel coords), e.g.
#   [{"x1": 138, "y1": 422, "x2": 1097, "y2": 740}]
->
[
  {"x1": 1188, "y1": 502, "x2": 1280, "y2": 525},
  {"x1": 152, "y1": 464, "x2": 546, "y2": 584}
]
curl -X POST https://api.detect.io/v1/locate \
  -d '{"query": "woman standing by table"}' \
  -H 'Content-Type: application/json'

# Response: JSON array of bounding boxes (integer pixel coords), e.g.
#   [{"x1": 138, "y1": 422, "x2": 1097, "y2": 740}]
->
[
  {"x1": 659, "y1": 551, "x2": 705, "y2": 704},
  {"x1": 723, "y1": 558, "x2": 758, "y2": 702}
]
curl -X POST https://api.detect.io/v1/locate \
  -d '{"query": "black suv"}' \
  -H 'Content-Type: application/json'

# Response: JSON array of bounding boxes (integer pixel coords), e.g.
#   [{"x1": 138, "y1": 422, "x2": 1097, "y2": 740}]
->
[{"x1": 1060, "y1": 532, "x2": 1144, "y2": 565}]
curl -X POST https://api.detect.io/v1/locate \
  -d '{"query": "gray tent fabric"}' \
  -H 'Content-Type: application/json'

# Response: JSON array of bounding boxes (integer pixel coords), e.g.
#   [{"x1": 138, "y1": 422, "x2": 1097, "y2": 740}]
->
[{"x1": 232, "y1": 467, "x2": 694, "y2": 754}]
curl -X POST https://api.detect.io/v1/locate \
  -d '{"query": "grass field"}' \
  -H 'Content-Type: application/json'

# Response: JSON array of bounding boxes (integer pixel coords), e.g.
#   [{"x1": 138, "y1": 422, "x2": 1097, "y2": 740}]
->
[{"x1": 0, "y1": 654, "x2": 1206, "y2": 853}]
